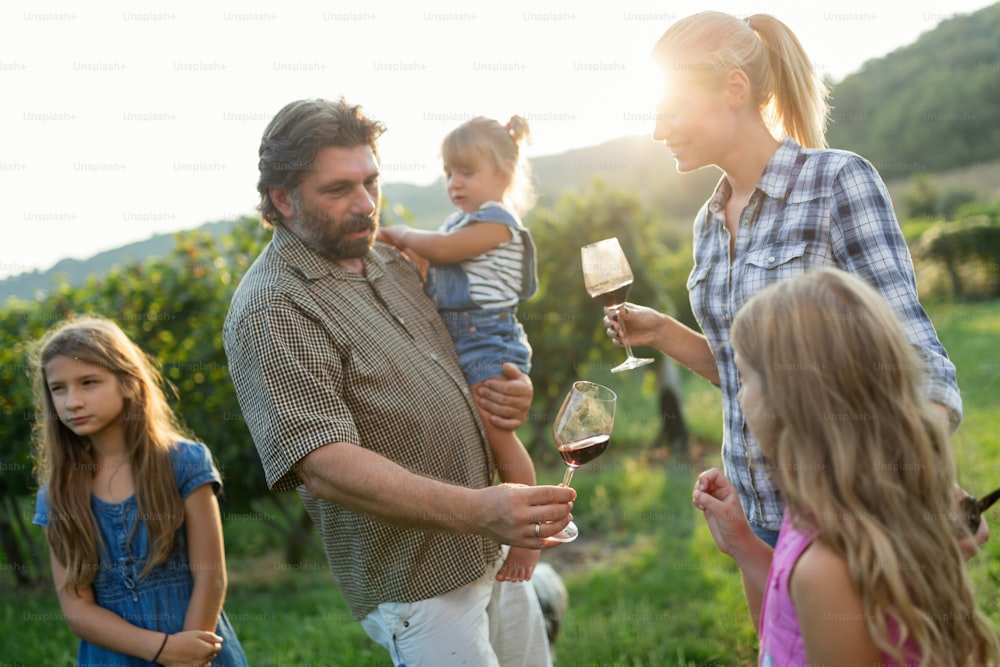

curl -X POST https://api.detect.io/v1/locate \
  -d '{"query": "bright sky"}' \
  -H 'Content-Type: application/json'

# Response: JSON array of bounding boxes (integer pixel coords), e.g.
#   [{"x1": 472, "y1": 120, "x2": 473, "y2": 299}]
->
[{"x1": 2, "y1": 0, "x2": 995, "y2": 279}]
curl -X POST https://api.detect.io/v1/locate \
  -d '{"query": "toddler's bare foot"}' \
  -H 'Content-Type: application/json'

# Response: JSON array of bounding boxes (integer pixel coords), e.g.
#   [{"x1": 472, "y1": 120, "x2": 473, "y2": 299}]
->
[{"x1": 496, "y1": 546, "x2": 540, "y2": 582}]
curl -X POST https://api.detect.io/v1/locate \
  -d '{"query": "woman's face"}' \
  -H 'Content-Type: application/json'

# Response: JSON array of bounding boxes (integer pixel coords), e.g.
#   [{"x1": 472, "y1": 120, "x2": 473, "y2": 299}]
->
[{"x1": 652, "y1": 69, "x2": 734, "y2": 173}]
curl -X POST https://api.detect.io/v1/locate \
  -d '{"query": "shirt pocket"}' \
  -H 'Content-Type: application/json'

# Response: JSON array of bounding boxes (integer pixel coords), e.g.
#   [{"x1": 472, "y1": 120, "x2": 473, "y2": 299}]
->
[
  {"x1": 686, "y1": 262, "x2": 715, "y2": 327},
  {"x1": 685, "y1": 262, "x2": 713, "y2": 291},
  {"x1": 744, "y1": 241, "x2": 809, "y2": 272},
  {"x1": 737, "y1": 242, "x2": 810, "y2": 305}
]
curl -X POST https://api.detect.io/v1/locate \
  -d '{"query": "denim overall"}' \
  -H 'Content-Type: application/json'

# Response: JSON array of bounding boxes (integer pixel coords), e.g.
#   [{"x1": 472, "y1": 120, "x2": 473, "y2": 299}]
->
[
  {"x1": 425, "y1": 203, "x2": 538, "y2": 386},
  {"x1": 33, "y1": 441, "x2": 247, "y2": 666}
]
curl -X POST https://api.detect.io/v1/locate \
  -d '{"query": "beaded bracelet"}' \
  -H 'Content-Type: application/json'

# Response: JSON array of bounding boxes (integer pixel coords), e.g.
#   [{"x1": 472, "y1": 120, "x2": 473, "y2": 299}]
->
[{"x1": 151, "y1": 633, "x2": 169, "y2": 663}]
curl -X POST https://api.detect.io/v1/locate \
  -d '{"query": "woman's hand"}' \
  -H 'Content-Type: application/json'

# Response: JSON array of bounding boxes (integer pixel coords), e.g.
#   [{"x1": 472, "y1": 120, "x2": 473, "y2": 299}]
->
[{"x1": 603, "y1": 302, "x2": 666, "y2": 349}]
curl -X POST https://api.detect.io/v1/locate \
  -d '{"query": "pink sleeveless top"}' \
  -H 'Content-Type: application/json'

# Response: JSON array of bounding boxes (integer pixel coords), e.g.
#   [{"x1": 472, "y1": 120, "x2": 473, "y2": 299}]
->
[{"x1": 758, "y1": 510, "x2": 919, "y2": 666}]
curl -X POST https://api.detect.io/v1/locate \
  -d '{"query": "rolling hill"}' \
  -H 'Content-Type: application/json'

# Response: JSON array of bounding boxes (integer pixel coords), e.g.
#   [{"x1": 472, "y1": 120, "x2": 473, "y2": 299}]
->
[{"x1": 3, "y1": 2, "x2": 999, "y2": 303}]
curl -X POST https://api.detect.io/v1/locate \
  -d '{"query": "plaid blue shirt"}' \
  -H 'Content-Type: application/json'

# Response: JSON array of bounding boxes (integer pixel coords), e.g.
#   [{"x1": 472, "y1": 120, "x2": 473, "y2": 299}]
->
[{"x1": 688, "y1": 137, "x2": 962, "y2": 530}]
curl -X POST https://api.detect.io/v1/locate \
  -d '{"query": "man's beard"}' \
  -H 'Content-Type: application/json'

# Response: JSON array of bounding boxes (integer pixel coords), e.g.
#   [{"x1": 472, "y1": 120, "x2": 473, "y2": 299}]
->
[{"x1": 292, "y1": 198, "x2": 378, "y2": 262}]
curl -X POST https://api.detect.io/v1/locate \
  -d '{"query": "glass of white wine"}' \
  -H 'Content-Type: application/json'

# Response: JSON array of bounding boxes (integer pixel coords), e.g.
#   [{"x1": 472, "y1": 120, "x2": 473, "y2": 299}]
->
[{"x1": 581, "y1": 237, "x2": 654, "y2": 373}]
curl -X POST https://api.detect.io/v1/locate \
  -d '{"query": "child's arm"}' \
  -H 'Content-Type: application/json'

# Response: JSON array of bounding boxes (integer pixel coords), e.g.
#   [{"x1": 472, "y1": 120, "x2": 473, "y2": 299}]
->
[
  {"x1": 790, "y1": 541, "x2": 880, "y2": 664},
  {"x1": 692, "y1": 468, "x2": 773, "y2": 629},
  {"x1": 382, "y1": 222, "x2": 513, "y2": 264},
  {"x1": 182, "y1": 483, "x2": 227, "y2": 632},
  {"x1": 47, "y1": 537, "x2": 222, "y2": 664}
]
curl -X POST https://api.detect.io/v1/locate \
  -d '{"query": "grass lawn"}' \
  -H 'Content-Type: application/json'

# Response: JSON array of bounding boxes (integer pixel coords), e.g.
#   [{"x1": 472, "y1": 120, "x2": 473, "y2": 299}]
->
[{"x1": 3, "y1": 300, "x2": 998, "y2": 666}]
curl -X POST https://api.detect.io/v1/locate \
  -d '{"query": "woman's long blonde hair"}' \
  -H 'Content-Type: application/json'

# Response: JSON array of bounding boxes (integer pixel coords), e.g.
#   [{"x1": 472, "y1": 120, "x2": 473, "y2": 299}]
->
[
  {"x1": 730, "y1": 268, "x2": 999, "y2": 665},
  {"x1": 32, "y1": 316, "x2": 190, "y2": 592},
  {"x1": 653, "y1": 11, "x2": 829, "y2": 148}
]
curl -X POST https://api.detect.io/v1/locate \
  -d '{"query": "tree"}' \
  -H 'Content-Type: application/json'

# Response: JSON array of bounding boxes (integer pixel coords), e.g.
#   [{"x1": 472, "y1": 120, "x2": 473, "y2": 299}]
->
[
  {"x1": 0, "y1": 217, "x2": 324, "y2": 577},
  {"x1": 916, "y1": 215, "x2": 1000, "y2": 299}
]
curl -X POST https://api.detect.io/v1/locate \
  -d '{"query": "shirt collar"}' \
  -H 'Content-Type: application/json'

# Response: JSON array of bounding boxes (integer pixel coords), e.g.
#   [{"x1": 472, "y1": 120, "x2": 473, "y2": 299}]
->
[
  {"x1": 708, "y1": 136, "x2": 803, "y2": 214},
  {"x1": 271, "y1": 224, "x2": 385, "y2": 282},
  {"x1": 756, "y1": 136, "x2": 804, "y2": 201}
]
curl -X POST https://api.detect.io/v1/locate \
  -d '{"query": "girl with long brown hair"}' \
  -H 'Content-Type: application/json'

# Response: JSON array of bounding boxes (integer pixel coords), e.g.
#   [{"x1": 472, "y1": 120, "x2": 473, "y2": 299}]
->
[{"x1": 31, "y1": 316, "x2": 246, "y2": 665}]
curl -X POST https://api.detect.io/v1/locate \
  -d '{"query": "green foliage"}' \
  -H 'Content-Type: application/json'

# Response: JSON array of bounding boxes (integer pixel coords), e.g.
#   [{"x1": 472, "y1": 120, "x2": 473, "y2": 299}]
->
[
  {"x1": 827, "y1": 3, "x2": 1000, "y2": 176},
  {"x1": 902, "y1": 174, "x2": 980, "y2": 220},
  {"x1": 0, "y1": 217, "x2": 296, "y2": 586},
  {"x1": 520, "y1": 179, "x2": 691, "y2": 450},
  {"x1": 915, "y1": 215, "x2": 1000, "y2": 299},
  {"x1": 902, "y1": 174, "x2": 940, "y2": 219}
]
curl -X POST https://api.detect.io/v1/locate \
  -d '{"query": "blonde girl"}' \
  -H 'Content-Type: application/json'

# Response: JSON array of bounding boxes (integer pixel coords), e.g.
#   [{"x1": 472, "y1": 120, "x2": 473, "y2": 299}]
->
[
  {"x1": 31, "y1": 316, "x2": 247, "y2": 666},
  {"x1": 693, "y1": 267, "x2": 999, "y2": 666},
  {"x1": 378, "y1": 115, "x2": 540, "y2": 582}
]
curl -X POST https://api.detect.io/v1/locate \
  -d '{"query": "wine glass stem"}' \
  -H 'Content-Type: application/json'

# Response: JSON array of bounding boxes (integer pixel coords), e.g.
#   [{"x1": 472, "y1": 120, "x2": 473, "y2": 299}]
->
[
  {"x1": 615, "y1": 305, "x2": 640, "y2": 359},
  {"x1": 561, "y1": 466, "x2": 576, "y2": 488}
]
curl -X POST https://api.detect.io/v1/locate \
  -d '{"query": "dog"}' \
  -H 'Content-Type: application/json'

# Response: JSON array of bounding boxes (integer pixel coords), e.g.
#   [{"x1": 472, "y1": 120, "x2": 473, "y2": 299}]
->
[{"x1": 531, "y1": 561, "x2": 569, "y2": 658}]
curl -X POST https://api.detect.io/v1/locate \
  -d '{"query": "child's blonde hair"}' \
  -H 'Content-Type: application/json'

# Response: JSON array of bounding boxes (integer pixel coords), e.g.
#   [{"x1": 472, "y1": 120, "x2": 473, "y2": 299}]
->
[
  {"x1": 731, "y1": 268, "x2": 999, "y2": 665},
  {"x1": 441, "y1": 115, "x2": 536, "y2": 214},
  {"x1": 653, "y1": 11, "x2": 829, "y2": 148},
  {"x1": 32, "y1": 316, "x2": 192, "y2": 591}
]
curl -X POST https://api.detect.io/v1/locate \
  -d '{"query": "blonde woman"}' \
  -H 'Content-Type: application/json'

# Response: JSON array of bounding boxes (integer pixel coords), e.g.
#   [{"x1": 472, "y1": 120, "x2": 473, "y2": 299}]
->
[
  {"x1": 607, "y1": 11, "x2": 963, "y2": 547},
  {"x1": 693, "y1": 267, "x2": 999, "y2": 665}
]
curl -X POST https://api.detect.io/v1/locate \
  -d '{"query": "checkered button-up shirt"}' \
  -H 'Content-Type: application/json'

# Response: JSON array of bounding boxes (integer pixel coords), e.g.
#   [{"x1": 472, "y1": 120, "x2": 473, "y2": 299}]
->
[
  {"x1": 689, "y1": 137, "x2": 962, "y2": 531},
  {"x1": 223, "y1": 226, "x2": 498, "y2": 619}
]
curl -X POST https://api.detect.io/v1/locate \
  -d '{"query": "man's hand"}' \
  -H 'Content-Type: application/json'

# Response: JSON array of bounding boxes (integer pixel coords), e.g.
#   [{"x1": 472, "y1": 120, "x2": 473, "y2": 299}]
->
[
  {"x1": 478, "y1": 363, "x2": 532, "y2": 431},
  {"x1": 476, "y1": 483, "x2": 576, "y2": 548}
]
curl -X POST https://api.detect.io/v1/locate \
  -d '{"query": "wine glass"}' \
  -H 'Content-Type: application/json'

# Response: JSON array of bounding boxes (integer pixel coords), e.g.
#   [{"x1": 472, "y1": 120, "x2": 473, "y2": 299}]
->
[
  {"x1": 581, "y1": 237, "x2": 654, "y2": 373},
  {"x1": 548, "y1": 380, "x2": 617, "y2": 543}
]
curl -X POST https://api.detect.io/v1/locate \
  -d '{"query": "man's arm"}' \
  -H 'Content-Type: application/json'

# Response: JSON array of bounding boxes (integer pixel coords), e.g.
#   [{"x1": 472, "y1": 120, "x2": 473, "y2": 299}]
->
[{"x1": 295, "y1": 440, "x2": 575, "y2": 547}]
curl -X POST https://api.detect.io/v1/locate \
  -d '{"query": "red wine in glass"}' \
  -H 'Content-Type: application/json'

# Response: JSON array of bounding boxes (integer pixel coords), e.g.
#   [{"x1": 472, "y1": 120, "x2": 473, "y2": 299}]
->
[
  {"x1": 548, "y1": 381, "x2": 616, "y2": 543},
  {"x1": 557, "y1": 434, "x2": 610, "y2": 468}
]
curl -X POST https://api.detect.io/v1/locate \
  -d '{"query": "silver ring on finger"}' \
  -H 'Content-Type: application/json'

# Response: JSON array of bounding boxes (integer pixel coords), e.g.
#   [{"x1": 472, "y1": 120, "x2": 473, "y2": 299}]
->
[{"x1": 534, "y1": 522, "x2": 541, "y2": 538}]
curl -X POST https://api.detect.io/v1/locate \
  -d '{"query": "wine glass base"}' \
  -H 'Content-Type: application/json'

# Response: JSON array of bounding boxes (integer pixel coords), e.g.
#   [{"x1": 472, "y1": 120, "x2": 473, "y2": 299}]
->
[
  {"x1": 611, "y1": 356, "x2": 655, "y2": 373},
  {"x1": 547, "y1": 520, "x2": 579, "y2": 543}
]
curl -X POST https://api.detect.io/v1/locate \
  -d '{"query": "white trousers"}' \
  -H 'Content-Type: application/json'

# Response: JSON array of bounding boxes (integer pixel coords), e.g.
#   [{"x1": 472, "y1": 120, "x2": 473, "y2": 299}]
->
[{"x1": 360, "y1": 552, "x2": 552, "y2": 667}]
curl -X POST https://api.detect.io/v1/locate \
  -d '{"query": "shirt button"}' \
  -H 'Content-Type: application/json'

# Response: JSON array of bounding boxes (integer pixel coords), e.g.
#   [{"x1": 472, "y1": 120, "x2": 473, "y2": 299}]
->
[{"x1": 767, "y1": 256, "x2": 776, "y2": 264}]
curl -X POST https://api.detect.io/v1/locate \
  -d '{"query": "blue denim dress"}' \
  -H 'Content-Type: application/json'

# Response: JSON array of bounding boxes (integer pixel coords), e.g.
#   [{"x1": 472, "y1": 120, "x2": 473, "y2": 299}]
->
[
  {"x1": 425, "y1": 202, "x2": 538, "y2": 386},
  {"x1": 34, "y1": 441, "x2": 248, "y2": 666}
]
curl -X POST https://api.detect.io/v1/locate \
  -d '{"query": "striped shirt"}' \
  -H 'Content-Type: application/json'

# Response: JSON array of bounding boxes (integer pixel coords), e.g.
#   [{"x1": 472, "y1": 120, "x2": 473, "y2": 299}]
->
[
  {"x1": 441, "y1": 202, "x2": 526, "y2": 308},
  {"x1": 688, "y1": 137, "x2": 962, "y2": 531},
  {"x1": 223, "y1": 225, "x2": 498, "y2": 619}
]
